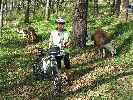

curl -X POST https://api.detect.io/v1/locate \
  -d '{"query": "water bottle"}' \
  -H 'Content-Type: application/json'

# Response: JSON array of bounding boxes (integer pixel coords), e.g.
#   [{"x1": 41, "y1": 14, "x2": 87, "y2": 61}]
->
[{"x1": 42, "y1": 58, "x2": 47, "y2": 73}]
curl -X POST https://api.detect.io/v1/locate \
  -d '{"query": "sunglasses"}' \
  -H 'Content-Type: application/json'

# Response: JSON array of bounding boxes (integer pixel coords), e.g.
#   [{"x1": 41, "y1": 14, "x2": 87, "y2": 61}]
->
[{"x1": 57, "y1": 22, "x2": 65, "y2": 25}]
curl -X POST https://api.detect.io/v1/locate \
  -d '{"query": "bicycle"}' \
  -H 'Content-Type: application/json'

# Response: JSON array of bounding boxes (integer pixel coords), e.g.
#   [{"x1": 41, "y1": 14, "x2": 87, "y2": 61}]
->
[{"x1": 32, "y1": 45, "x2": 65, "y2": 93}]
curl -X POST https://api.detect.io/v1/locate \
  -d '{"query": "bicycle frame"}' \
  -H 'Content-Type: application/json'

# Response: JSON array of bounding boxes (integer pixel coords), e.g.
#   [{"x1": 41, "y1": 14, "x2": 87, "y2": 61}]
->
[
  {"x1": 42, "y1": 50, "x2": 65, "y2": 74},
  {"x1": 41, "y1": 55, "x2": 58, "y2": 75}
]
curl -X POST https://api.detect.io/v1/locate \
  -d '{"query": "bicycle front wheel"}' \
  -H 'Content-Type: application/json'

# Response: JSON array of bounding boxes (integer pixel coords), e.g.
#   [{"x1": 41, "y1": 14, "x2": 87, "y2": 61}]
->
[{"x1": 53, "y1": 65, "x2": 61, "y2": 93}]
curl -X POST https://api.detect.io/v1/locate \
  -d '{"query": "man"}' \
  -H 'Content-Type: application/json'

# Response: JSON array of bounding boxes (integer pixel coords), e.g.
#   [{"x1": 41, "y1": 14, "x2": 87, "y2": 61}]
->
[{"x1": 49, "y1": 17, "x2": 71, "y2": 82}]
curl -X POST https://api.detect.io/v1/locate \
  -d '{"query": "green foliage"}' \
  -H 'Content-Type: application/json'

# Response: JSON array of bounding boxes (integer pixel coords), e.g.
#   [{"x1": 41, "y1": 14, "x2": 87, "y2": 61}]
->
[{"x1": 0, "y1": 1, "x2": 133, "y2": 99}]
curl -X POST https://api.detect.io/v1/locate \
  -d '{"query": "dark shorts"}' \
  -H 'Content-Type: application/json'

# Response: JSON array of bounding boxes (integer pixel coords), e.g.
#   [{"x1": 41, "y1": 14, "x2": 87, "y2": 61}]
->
[{"x1": 55, "y1": 53, "x2": 70, "y2": 69}]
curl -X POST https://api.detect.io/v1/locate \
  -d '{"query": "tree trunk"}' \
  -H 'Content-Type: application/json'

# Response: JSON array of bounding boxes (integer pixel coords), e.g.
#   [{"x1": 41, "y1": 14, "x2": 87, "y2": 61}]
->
[
  {"x1": 17, "y1": 1, "x2": 21, "y2": 11},
  {"x1": 56, "y1": 0, "x2": 59, "y2": 16},
  {"x1": 56, "y1": 0, "x2": 62, "y2": 16},
  {"x1": 51, "y1": 0, "x2": 55, "y2": 14},
  {"x1": 58, "y1": 0, "x2": 63, "y2": 16},
  {"x1": 45, "y1": 0, "x2": 51, "y2": 20},
  {"x1": 72, "y1": 0, "x2": 88, "y2": 48},
  {"x1": 14, "y1": 0, "x2": 18, "y2": 9},
  {"x1": 0, "y1": 0, "x2": 4, "y2": 36},
  {"x1": 119, "y1": 0, "x2": 129, "y2": 21},
  {"x1": 33, "y1": 0, "x2": 36, "y2": 14},
  {"x1": 114, "y1": 0, "x2": 121, "y2": 17},
  {"x1": 111, "y1": 0, "x2": 116, "y2": 15},
  {"x1": 24, "y1": 0, "x2": 30, "y2": 23},
  {"x1": 107, "y1": 0, "x2": 111, "y2": 4},
  {"x1": 4, "y1": 0, "x2": 7, "y2": 24},
  {"x1": 21, "y1": 0, "x2": 25, "y2": 10},
  {"x1": 10, "y1": 0, "x2": 13, "y2": 11},
  {"x1": 0, "y1": 0, "x2": 2, "y2": 10},
  {"x1": 93, "y1": 0, "x2": 99, "y2": 17}
]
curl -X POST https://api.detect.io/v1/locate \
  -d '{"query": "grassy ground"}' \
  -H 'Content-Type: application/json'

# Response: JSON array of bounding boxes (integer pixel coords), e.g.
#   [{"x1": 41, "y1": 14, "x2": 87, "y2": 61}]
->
[{"x1": 0, "y1": 2, "x2": 133, "y2": 100}]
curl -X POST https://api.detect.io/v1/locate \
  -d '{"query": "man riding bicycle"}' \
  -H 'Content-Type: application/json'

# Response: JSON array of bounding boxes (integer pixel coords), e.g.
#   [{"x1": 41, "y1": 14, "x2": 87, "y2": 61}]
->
[{"x1": 49, "y1": 17, "x2": 72, "y2": 82}]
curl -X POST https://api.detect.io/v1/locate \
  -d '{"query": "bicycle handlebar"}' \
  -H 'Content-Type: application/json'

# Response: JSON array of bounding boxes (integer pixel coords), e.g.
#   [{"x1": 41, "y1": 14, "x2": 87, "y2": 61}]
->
[
  {"x1": 37, "y1": 47, "x2": 65, "y2": 56},
  {"x1": 38, "y1": 48, "x2": 48, "y2": 53}
]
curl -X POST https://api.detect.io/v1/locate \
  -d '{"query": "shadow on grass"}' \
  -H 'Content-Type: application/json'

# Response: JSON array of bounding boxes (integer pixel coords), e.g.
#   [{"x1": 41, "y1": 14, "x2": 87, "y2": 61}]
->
[
  {"x1": 0, "y1": 53, "x2": 32, "y2": 72},
  {"x1": 0, "y1": 71, "x2": 65, "y2": 99},
  {"x1": 71, "y1": 64, "x2": 95, "y2": 81},
  {"x1": 108, "y1": 22, "x2": 132, "y2": 42},
  {"x1": 0, "y1": 73, "x2": 35, "y2": 93},
  {"x1": 0, "y1": 54, "x2": 21, "y2": 72},
  {"x1": 70, "y1": 44, "x2": 93, "y2": 58},
  {"x1": 37, "y1": 66, "x2": 133, "y2": 99},
  {"x1": 0, "y1": 38, "x2": 26, "y2": 49},
  {"x1": 116, "y1": 33, "x2": 133, "y2": 56},
  {"x1": 64, "y1": 70, "x2": 133, "y2": 98},
  {"x1": 0, "y1": 34, "x2": 45, "y2": 50},
  {"x1": 107, "y1": 21, "x2": 133, "y2": 56}
]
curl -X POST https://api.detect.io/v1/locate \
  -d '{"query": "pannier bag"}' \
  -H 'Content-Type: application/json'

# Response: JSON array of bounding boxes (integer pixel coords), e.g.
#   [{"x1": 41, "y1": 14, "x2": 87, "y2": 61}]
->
[{"x1": 48, "y1": 45, "x2": 60, "y2": 55}]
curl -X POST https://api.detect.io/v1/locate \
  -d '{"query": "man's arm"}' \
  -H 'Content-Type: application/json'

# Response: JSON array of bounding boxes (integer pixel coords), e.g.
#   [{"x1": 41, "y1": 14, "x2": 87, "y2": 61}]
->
[
  {"x1": 64, "y1": 31, "x2": 72, "y2": 47},
  {"x1": 64, "y1": 41, "x2": 71, "y2": 46}
]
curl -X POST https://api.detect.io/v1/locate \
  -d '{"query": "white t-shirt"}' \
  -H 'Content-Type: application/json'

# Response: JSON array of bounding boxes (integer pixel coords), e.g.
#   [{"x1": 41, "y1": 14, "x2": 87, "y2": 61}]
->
[{"x1": 49, "y1": 30, "x2": 65, "y2": 48}]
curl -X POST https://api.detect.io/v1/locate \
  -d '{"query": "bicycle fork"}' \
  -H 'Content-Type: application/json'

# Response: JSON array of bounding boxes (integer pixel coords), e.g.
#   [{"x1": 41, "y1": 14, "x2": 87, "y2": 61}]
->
[{"x1": 50, "y1": 56, "x2": 61, "y2": 92}]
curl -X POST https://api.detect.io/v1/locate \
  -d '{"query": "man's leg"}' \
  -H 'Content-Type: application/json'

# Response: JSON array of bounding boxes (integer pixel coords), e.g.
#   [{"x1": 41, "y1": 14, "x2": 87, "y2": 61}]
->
[{"x1": 55, "y1": 56, "x2": 62, "y2": 76}]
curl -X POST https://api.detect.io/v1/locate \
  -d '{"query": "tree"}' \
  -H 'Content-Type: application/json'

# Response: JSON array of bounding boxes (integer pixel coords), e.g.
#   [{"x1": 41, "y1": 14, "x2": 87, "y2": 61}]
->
[
  {"x1": 34, "y1": 0, "x2": 37, "y2": 14},
  {"x1": 106, "y1": 0, "x2": 111, "y2": 4},
  {"x1": 72, "y1": 0, "x2": 88, "y2": 48},
  {"x1": 114, "y1": 0, "x2": 121, "y2": 17},
  {"x1": 51, "y1": 0, "x2": 55, "y2": 14},
  {"x1": 111, "y1": 0, "x2": 116, "y2": 15},
  {"x1": 10, "y1": 0, "x2": 13, "y2": 10},
  {"x1": 93, "y1": 0, "x2": 99, "y2": 17},
  {"x1": 0, "y1": 0, "x2": 4, "y2": 36},
  {"x1": 56, "y1": 0, "x2": 64, "y2": 16},
  {"x1": 45, "y1": 0, "x2": 51, "y2": 20},
  {"x1": 24, "y1": 0, "x2": 30, "y2": 23},
  {"x1": 119, "y1": 0, "x2": 129, "y2": 21},
  {"x1": 0, "y1": 0, "x2": 2, "y2": 9}
]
